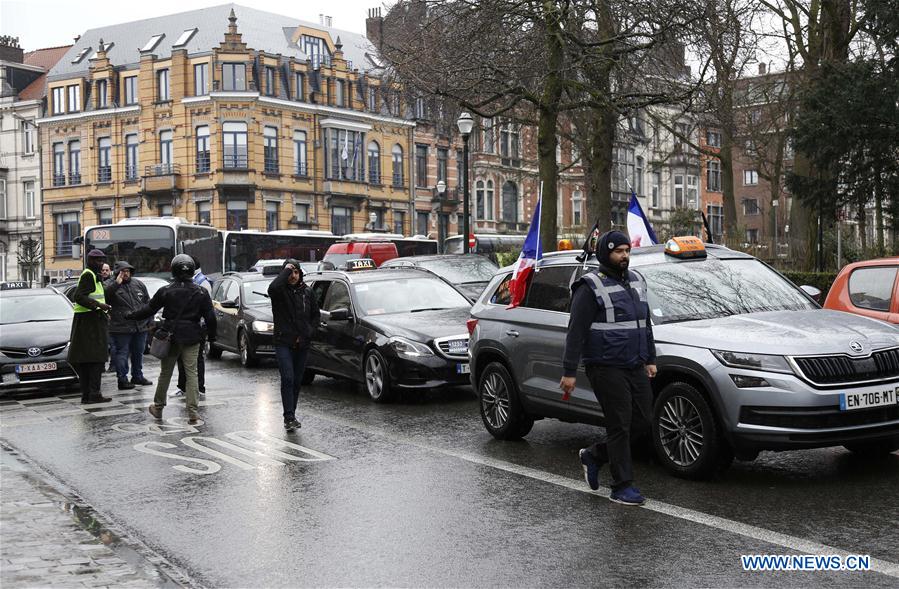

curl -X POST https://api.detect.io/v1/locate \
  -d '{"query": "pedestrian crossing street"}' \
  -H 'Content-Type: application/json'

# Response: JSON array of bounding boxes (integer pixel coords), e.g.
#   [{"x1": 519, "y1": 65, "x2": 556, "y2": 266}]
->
[{"x1": 0, "y1": 387, "x2": 248, "y2": 429}]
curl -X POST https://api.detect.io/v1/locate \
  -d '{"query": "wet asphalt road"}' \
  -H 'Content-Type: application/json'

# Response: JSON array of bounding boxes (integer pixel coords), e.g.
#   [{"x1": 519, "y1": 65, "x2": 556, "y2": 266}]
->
[{"x1": 2, "y1": 354, "x2": 898, "y2": 588}]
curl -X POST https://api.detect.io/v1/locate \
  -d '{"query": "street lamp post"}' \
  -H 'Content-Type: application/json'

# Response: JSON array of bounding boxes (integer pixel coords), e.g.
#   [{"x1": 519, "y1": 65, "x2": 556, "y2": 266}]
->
[{"x1": 456, "y1": 112, "x2": 474, "y2": 254}]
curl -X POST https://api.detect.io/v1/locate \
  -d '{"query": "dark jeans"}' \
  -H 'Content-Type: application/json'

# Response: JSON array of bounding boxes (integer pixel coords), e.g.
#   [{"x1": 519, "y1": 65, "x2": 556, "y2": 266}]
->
[
  {"x1": 274, "y1": 345, "x2": 309, "y2": 421},
  {"x1": 584, "y1": 364, "x2": 653, "y2": 491},
  {"x1": 73, "y1": 362, "x2": 104, "y2": 403},
  {"x1": 177, "y1": 339, "x2": 205, "y2": 393},
  {"x1": 111, "y1": 332, "x2": 148, "y2": 383}
]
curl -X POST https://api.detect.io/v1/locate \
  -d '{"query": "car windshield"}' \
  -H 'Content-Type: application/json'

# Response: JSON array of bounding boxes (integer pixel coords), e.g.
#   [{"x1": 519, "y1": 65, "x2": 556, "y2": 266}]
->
[
  {"x1": 416, "y1": 257, "x2": 499, "y2": 284},
  {"x1": 242, "y1": 279, "x2": 275, "y2": 306},
  {"x1": 354, "y1": 277, "x2": 470, "y2": 315},
  {"x1": 639, "y1": 258, "x2": 817, "y2": 324},
  {"x1": 0, "y1": 294, "x2": 73, "y2": 325}
]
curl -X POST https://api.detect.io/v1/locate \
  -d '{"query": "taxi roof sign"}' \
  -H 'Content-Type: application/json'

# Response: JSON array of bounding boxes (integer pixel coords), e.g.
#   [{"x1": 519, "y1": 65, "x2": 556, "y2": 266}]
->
[
  {"x1": 344, "y1": 258, "x2": 377, "y2": 271},
  {"x1": 1, "y1": 281, "x2": 30, "y2": 290},
  {"x1": 664, "y1": 236, "x2": 707, "y2": 259}
]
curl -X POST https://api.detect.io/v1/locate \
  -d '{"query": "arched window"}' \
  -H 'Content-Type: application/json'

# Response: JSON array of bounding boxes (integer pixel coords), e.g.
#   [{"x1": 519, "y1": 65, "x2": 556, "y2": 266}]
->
[
  {"x1": 368, "y1": 141, "x2": 381, "y2": 184},
  {"x1": 476, "y1": 180, "x2": 485, "y2": 220},
  {"x1": 391, "y1": 144, "x2": 404, "y2": 187},
  {"x1": 501, "y1": 181, "x2": 518, "y2": 223}
]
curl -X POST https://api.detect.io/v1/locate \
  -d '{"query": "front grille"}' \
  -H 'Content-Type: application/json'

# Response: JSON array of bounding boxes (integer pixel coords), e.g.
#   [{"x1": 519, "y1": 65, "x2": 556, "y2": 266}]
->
[
  {"x1": 793, "y1": 348, "x2": 899, "y2": 386},
  {"x1": 0, "y1": 342, "x2": 68, "y2": 359},
  {"x1": 434, "y1": 335, "x2": 469, "y2": 360},
  {"x1": 740, "y1": 404, "x2": 899, "y2": 430}
]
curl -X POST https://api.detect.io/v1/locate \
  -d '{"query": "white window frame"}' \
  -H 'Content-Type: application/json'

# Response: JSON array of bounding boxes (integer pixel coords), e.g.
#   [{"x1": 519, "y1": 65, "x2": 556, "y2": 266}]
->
[
  {"x1": 743, "y1": 169, "x2": 758, "y2": 186},
  {"x1": 24, "y1": 181, "x2": 36, "y2": 218}
]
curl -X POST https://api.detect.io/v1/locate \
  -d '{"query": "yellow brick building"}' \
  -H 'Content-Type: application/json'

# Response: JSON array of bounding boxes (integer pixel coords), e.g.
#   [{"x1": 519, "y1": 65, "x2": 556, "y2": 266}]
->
[{"x1": 38, "y1": 5, "x2": 416, "y2": 278}]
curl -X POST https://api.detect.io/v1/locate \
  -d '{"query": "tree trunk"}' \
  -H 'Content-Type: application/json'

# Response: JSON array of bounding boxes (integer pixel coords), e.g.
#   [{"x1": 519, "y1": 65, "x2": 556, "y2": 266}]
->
[
  {"x1": 590, "y1": 106, "x2": 616, "y2": 233},
  {"x1": 720, "y1": 129, "x2": 738, "y2": 240},
  {"x1": 857, "y1": 197, "x2": 867, "y2": 252},
  {"x1": 537, "y1": 0, "x2": 564, "y2": 255},
  {"x1": 874, "y1": 161, "x2": 885, "y2": 252}
]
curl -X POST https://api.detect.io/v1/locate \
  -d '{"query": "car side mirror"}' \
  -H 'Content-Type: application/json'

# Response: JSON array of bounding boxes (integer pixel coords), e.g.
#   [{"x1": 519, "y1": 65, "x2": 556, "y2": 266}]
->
[
  {"x1": 220, "y1": 299, "x2": 239, "y2": 309},
  {"x1": 329, "y1": 308, "x2": 351, "y2": 321},
  {"x1": 800, "y1": 285, "x2": 822, "y2": 303}
]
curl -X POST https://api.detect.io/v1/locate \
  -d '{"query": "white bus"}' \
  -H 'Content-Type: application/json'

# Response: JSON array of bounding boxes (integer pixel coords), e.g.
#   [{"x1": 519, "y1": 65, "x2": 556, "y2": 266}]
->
[
  {"x1": 81, "y1": 217, "x2": 222, "y2": 279},
  {"x1": 222, "y1": 230, "x2": 339, "y2": 273}
]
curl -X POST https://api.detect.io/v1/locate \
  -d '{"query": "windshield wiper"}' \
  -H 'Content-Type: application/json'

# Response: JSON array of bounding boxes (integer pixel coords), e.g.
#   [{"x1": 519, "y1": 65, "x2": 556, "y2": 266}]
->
[
  {"x1": 9, "y1": 319, "x2": 64, "y2": 324},
  {"x1": 252, "y1": 291, "x2": 270, "y2": 298},
  {"x1": 410, "y1": 307, "x2": 447, "y2": 313}
]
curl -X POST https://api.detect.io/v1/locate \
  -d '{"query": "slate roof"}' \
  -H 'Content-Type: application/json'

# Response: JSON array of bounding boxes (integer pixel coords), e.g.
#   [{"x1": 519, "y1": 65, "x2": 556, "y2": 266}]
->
[
  {"x1": 48, "y1": 3, "x2": 378, "y2": 80},
  {"x1": 18, "y1": 45, "x2": 72, "y2": 101}
]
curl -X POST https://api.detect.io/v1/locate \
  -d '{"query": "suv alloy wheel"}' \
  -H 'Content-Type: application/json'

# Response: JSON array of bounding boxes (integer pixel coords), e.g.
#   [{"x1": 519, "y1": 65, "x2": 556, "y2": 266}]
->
[
  {"x1": 652, "y1": 381, "x2": 733, "y2": 479},
  {"x1": 478, "y1": 362, "x2": 534, "y2": 440}
]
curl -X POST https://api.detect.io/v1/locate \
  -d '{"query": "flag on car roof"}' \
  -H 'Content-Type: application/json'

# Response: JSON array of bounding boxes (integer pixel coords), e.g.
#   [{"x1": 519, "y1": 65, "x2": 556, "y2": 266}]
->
[
  {"x1": 575, "y1": 219, "x2": 601, "y2": 266},
  {"x1": 507, "y1": 188, "x2": 542, "y2": 309},
  {"x1": 626, "y1": 190, "x2": 658, "y2": 247}
]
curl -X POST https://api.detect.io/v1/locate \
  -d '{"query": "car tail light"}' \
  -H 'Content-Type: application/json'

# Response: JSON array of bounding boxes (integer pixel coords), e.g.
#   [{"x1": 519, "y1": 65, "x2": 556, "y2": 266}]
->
[{"x1": 466, "y1": 317, "x2": 478, "y2": 335}]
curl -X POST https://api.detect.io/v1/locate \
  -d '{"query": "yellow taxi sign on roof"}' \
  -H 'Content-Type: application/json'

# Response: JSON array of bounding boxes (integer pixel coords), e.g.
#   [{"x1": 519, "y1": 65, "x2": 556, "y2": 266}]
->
[
  {"x1": 665, "y1": 236, "x2": 707, "y2": 259},
  {"x1": 345, "y1": 258, "x2": 377, "y2": 271}
]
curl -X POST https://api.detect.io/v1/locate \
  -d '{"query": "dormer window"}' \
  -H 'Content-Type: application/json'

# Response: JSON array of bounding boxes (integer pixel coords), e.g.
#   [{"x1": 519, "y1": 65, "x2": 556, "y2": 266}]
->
[
  {"x1": 301, "y1": 35, "x2": 330, "y2": 69},
  {"x1": 141, "y1": 34, "x2": 165, "y2": 53},
  {"x1": 71, "y1": 47, "x2": 90, "y2": 64},
  {"x1": 173, "y1": 28, "x2": 198, "y2": 47}
]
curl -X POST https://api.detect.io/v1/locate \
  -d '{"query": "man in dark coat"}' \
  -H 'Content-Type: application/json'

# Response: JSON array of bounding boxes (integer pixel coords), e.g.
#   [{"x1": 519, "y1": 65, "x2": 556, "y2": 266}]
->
[
  {"x1": 268, "y1": 259, "x2": 320, "y2": 431},
  {"x1": 105, "y1": 261, "x2": 153, "y2": 390},
  {"x1": 127, "y1": 255, "x2": 217, "y2": 425},
  {"x1": 68, "y1": 249, "x2": 112, "y2": 404}
]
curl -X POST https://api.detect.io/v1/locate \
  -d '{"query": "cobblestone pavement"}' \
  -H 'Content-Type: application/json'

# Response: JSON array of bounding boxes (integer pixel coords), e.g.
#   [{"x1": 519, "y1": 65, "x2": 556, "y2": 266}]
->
[{"x1": 0, "y1": 446, "x2": 183, "y2": 588}]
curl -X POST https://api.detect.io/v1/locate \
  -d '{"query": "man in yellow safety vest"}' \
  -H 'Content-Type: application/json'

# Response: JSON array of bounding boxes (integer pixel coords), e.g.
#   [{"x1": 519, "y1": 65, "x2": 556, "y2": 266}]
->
[{"x1": 68, "y1": 249, "x2": 113, "y2": 404}]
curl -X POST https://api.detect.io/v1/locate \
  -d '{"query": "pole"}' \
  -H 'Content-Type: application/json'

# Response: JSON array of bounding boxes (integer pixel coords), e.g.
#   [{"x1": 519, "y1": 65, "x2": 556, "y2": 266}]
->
[
  {"x1": 462, "y1": 133, "x2": 470, "y2": 254},
  {"x1": 837, "y1": 217, "x2": 842, "y2": 270}
]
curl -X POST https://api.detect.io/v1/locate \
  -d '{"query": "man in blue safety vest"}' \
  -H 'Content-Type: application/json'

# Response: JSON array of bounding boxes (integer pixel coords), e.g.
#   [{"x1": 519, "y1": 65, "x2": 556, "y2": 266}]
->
[
  {"x1": 69, "y1": 249, "x2": 113, "y2": 404},
  {"x1": 559, "y1": 230, "x2": 657, "y2": 506}
]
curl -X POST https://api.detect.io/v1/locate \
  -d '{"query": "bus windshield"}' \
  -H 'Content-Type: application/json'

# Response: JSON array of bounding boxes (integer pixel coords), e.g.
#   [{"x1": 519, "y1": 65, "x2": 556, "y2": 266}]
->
[{"x1": 85, "y1": 226, "x2": 175, "y2": 277}]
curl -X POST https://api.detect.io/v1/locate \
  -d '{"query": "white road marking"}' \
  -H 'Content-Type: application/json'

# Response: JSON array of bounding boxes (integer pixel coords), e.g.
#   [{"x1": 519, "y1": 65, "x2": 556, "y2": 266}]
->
[
  {"x1": 91, "y1": 408, "x2": 139, "y2": 417},
  {"x1": 305, "y1": 409, "x2": 899, "y2": 579}
]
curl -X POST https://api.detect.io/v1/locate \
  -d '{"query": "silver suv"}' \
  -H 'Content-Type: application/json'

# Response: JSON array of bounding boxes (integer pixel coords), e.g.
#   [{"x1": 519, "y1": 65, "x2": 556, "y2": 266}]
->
[{"x1": 468, "y1": 244, "x2": 899, "y2": 479}]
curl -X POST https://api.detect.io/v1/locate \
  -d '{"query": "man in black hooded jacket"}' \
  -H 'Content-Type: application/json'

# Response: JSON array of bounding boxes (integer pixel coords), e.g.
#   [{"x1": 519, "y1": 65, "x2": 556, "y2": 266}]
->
[
  {"x1": 268, "y1": 259, "x2": 320, "y2": 431},
  {"x1": 104, "y1": 260, "x2": 153, "y2": 390}
]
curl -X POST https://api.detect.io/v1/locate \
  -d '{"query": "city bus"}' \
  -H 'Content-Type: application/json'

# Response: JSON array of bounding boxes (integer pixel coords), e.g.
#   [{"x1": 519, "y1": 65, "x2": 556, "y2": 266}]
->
[
  {"x1": 81, "y1": 217, "x2": 222, "y2": 279},
  {"x1": 444, "y1": 233, "x2": 527, "y2": 262},
  {"x1": 223, "y1": 230, "x2": 339, "y2": 272}
]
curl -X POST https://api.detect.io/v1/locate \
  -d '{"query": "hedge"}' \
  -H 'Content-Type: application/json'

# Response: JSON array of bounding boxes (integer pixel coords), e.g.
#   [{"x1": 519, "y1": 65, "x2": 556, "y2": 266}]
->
[{"x1": 780, "y1": 271, "x2": 838, "y2": 300}]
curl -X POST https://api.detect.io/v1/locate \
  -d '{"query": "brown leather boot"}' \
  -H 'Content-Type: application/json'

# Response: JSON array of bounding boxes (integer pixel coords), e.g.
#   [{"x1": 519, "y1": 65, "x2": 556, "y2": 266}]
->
[
  {"x1": 188, "y1": 409, "x2": 199, "y2": 425},
  {"x1": 148, "y1": 404, "x2": 163, "y2": 419}
]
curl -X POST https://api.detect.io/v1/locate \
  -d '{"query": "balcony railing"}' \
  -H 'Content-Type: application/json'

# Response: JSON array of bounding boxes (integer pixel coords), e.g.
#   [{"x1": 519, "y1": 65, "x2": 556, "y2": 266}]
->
[
  {"x1": 223, "y1": 153, "x2": 249, "y2": 170},
  {"x1": 196, "y1": 153, "x2": 211, "y2": 174},
  {"x1": 125, "y1": 165, "x2": 138, "y2": 181},
  {"x1": 52, "y1": 173, "x2": 66, "y2": 187},
  {"x1": 97, "y1": 166, "x2": 112, "y2": 183},
  {"x1": 68, "y1": 172, "x2": 81, "y2": 185},
  {"x1": 294, "y1": 162, "x2": 308, "y2": 177},
  {"x1": 392, "y1": 173, "x2": 404, "y2": 188},
  {"x1": 145, "y1": 163, "x2": 180, "y2": 176},
  {"x1": 264, "y1": 157, "x2": 279, "y2": 174},
  {"x1": 369, "y1": 170, "x2": 381, "y2": 185}
]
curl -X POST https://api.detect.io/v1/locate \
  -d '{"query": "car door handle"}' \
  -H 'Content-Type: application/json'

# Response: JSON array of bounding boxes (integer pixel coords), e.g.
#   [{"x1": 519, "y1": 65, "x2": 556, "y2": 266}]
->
[{"x1": 506, "y1": 330, "x2": 520, "y2": 337}]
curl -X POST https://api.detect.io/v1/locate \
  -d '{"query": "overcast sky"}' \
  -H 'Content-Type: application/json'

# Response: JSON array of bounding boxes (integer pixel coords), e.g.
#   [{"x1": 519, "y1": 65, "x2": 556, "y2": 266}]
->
[{"x1": 1, "y1": 0, "x2": 388, "y2": 51}]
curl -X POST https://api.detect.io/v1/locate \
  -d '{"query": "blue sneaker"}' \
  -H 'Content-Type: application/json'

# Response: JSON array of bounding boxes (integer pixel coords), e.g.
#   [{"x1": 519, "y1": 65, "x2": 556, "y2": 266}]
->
[
  {"x1": 609, "y1": 486, "x2": 646, "y2": 506},
  {"x1": 579, "y1": 448, "x2": 601, "y2": 491}
]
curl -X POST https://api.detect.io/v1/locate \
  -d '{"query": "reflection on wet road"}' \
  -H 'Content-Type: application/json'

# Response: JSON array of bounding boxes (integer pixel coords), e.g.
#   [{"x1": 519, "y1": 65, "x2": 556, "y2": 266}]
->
[{"x1": 2, "y1": 355, "x2": 897, "y2": 587}]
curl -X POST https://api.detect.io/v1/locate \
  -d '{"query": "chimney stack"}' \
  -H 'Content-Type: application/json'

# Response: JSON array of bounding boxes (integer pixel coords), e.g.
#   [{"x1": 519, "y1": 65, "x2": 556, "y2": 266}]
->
[
  {"x1": 366, "y1": 7, "x2": 384, "y2": 48},
  {"x1": 0, "y1": 35, "x2": 23, "y2": 63},
  {"x1": 759, "y1": 62, "x2": 767, "y2": 75}
]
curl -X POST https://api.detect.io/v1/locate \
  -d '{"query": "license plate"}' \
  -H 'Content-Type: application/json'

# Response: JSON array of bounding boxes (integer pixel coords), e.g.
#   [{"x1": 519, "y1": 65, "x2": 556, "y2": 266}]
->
[
  {"x1": 840, "y1": 387, "x2": 898, "y2": 411},
  {"x1": 457, "y1": 363, "x2": 471, "y2": 374},
  {"x1": 257, "y1": 345, "x2": 274, "y2": 352},
  {"x1": 16, "y1": 362, "x2": 57, "y2": 374}
]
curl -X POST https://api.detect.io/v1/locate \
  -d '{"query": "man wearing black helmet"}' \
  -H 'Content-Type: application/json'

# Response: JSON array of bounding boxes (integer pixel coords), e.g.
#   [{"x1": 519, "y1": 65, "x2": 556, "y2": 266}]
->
[
  {"x1": 268, "y1": 258, "x2": 319, "y2": 431},
  {"x1": 127, "y1": 254, "x2": 217, "y2": 425}
]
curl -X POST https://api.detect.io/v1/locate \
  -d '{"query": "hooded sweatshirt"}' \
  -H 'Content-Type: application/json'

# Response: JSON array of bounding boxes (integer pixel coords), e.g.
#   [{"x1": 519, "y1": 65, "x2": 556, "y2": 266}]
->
[{"x1": 104, "y1": 261, "x2": 152, "y2": 334}]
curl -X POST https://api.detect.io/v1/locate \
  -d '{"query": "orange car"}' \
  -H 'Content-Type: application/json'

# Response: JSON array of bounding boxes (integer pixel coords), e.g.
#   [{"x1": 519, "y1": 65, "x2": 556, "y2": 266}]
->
[{"x1": 824, "y1": 258, "x2": 899, "y2": 324}]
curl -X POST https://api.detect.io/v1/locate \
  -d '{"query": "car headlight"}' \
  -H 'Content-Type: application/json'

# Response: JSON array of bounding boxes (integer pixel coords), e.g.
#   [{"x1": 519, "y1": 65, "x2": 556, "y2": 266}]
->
[
  {"x1": 388, "y1": 336, "x2": 433, "y2": 357},
  {"x1": 712, "y1": 350, "x2": 793, "y2": 374},
  {"x1": 252, "y1": 320, "x2": 274, "y2": 333}
]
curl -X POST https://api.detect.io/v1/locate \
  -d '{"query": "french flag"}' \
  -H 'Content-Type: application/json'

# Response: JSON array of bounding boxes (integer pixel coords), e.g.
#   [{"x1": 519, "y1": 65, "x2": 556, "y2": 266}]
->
[
  {"x1": 507, "y1": 192, "x2": 542, "y2": 309},
  {"x1": 626, "y1": 191, "x2": 658, "y2": 248}
]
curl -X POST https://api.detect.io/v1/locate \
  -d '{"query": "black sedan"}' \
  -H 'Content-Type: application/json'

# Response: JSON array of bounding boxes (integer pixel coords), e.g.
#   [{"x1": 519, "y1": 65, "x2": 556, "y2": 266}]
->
[
  {"x1": 304, "y1": 267, "x2": 473, "y2": 402},
  {"x1": 379, "y1": 254, "x2": 499, "y2": 301},
  {"x1": 207, "y1": 272, "x2": 275, "y2": 367},
  {"x1": 0, "y1": 285, "x2": 78, "y2": 392}
]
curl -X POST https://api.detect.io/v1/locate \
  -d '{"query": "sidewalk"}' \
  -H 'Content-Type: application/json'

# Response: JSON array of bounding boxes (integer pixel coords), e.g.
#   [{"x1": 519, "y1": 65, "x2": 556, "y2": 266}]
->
[{"x1": 0, "y1": 446, "x2": 180, "y2": 588}]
